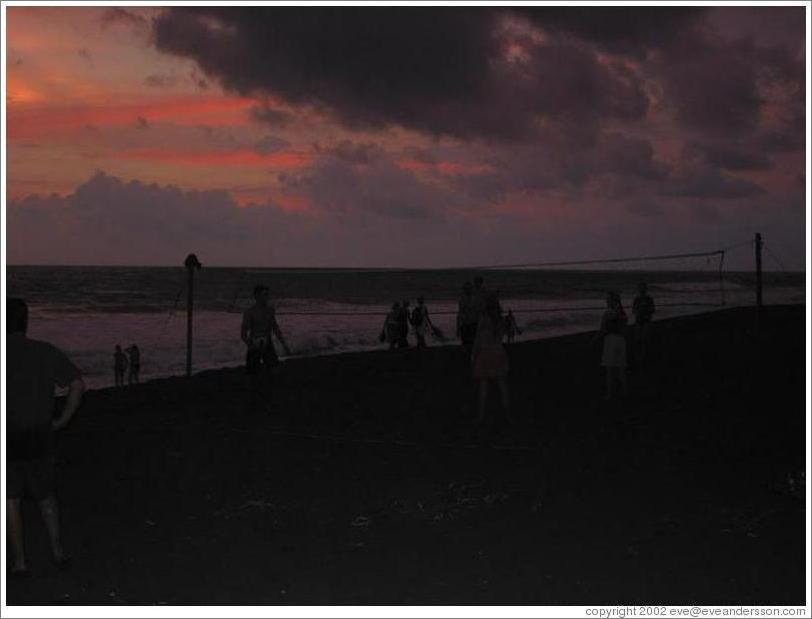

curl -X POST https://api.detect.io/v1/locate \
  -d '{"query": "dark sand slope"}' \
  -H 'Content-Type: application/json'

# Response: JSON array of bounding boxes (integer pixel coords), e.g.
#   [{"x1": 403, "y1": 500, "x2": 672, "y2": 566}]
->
[{"x1": 7, "y1": 305, "x2": 806, "y2": 605}]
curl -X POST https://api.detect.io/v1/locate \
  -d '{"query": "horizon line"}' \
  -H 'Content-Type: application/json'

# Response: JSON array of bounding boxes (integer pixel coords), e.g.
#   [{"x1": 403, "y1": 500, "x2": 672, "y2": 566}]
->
[{"x1": 5, "y1": 263, "x2": 804, "y2": 274}]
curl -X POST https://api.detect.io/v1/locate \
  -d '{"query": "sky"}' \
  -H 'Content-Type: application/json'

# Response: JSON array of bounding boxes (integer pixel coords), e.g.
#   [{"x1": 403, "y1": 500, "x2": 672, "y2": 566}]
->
[{"x1": 4, "y1": 4, "x2": 807, "y2": 269}]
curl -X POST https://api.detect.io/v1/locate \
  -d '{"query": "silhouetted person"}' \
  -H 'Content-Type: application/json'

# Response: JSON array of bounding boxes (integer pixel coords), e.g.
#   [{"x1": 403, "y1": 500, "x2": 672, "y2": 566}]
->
[
  {"x1": 127, "y1": 344, "x2": 141, "y2": 385},
  {"x1": 504, "y1": 309, "x2": 521, "y2": 343},
  {"x1": 472, "y1": 275, "x2": 487, "y2": 319},
  {"x1": 457, "y1": 282, "x2": 478, "y2": 355},
  {"x1": 113, "y1": 344, "x2": 128, "y2": 387},
  {"x1": 472, "y1": 294, "x2": 512, "y2": 424},
  {"x1": 598, "y1": 291, "x2": 628, "y2": 400},
  {"x1": 241, "y1": 284, "x2": 291, "y2": 411},
  {"x1": 397, "y1": 300, "x2": 411, "y2": 349},
  {"x1": 632, "y1": 282, "x2": 656, "y2": 367},
  {"x1": 7, "y1": 298, "x2": 85, "y2": 576},
  {"x1": 380, "y1": 302, "x2": 401, "y2": 350},
  {"x1": 410, "y1": 296, "x2": 437, "y2": 349}
]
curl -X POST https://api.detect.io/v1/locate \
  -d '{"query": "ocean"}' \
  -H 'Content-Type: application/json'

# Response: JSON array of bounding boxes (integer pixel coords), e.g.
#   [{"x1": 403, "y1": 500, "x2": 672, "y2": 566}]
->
[{"x1": 6, "y1": 265, "x2": 805, "y2": 390}]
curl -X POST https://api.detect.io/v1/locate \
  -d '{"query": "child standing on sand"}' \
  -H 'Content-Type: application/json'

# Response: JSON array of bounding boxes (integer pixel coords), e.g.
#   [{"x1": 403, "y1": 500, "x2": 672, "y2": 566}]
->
[{"x1": 598, "y1": 291, "x2": 628, "y2": 400}]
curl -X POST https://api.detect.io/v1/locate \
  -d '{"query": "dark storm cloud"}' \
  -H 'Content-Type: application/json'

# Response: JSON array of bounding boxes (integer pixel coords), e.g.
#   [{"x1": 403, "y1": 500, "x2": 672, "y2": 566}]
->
[
  {"x1": 686, "y1": 141, "x2": 772, "y2": 171},
  {"x1": 626, "y1": 199, "x2": 662, "y2": 217},
  {"x1": 594, "y1": 134, "x2": 668, "y2": 180},
  {"x1": 757, "y1": 96, "x2": 805, "y2": 154},
  {"x1": 250, "y1": 104, "x2": 293, "y2": 127},
  {"x1": 151, "y1": 6, "x2": 805, "y2": 144},
  {"x1": 474, "y1": 131, "x2": 670, "y2": 200},
  {"x1": 251, "y1": 135, "x2": 291, "y2": 155},
  {"x1": 516, "y1": 6, "x2": 707, "y2": 56},
  {"x1": 662, "y1": 167, "x2": 766, "y2": 200},
  {"x1": 315, "y1": 140, "x2": 384, "y2": 165},
  {"x1": 658, "y1": 37, "x2": 764, "y2": 135},
  {"x1": 151, "y1": 7, "x2": 656, "y2": 139},
  {"x1": 661, "y1": 18, "x2": 802, "y2": 136},
  {"x1": 153, "y1": 7, "x2": 803, "y2": 139},
  {"x1": 152, "y1": 7, "x2": 500, "y2": 137},
  {"x1": 509, "y1": 39, "x2": 649, "y2": 125},
  {"x1": 758, "y1": 128, "x2": 804, "y2": 154}
]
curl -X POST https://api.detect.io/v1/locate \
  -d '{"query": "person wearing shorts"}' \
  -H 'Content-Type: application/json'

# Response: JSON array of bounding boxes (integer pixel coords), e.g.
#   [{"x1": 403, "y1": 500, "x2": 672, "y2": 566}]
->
[
  {"x1": 6, "y1": 298, "x2": 85, "y2": 577},
  {"x1": 241, "y1": 285, "x2": 291, "y2": 410}
]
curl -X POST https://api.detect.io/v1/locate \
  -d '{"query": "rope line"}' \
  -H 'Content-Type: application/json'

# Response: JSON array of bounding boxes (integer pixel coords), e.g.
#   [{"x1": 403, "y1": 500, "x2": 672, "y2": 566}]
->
[
  {"x1": 458, "y1": 249, "x2": 725, "y2": 271},
  {"x1": 763, "y1": 244, "x2": 789, "y2": 274},
  {"x1": 238, "y1": 246, "x2": 734, "y2": 274},
  {"x1": 158, "y1": 283, "x2": 185, "y2": 336},
  {"x1": 718, "y1": 250, "x2": 726, "y2": 306},
  {"x1": 220, "y1": 300, "x2": 725, "y2": 317},
  {"x1": 721, "y1": 239, "x2": 755, "y2": 253},
  {"x1": 185, "y1": 242, "x2": 742, "y2": 318}
]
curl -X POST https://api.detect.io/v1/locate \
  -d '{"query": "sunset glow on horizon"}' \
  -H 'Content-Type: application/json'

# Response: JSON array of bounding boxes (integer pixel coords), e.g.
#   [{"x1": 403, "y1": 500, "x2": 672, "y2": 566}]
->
[{"x1": 5, "y1": 5, "x2": 807, "y2": 269}]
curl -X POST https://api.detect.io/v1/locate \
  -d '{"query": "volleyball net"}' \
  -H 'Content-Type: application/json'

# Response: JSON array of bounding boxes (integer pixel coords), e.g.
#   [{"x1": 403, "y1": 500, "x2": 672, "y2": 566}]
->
[{"x1": 156, "y1": 236, "x2": 804, "y2": 353}]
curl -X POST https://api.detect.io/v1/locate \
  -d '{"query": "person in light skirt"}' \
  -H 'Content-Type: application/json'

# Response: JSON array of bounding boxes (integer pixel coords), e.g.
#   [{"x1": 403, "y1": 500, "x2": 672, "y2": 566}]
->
[
  {"x1": 472, "y1": 293, "x2": 513, "y2": 424},
  {"x1": 598, "y1": 291, "x2": 628, "y2": 400}
]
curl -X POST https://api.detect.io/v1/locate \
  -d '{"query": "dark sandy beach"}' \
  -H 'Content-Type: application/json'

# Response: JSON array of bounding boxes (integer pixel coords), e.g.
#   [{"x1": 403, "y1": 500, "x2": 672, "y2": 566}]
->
[{"x1": 6, "y1": 305, "x2": 806, "y2": 605}]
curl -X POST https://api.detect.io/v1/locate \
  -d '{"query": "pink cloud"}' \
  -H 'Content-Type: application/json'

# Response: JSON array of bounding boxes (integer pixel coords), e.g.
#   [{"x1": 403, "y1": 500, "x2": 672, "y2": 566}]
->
[
  {"x1": 7, "y1": 96, "x2": 257, "y2": 141},
  {"x1": 111, "y1": 148, "x2": 313, "y2": 169},
  {"x1": 397, "y1": 159, "x2": 497, "y2": 176}
]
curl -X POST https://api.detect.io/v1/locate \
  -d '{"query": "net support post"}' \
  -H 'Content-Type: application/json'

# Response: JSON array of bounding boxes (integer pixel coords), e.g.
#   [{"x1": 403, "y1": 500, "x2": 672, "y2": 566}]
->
[
  {"x1": 184, "y1": 253, "x2": 202, "y2": 378},
  {"x1": 718, "y1": 250, "x2": 726, "y2": 306},
  {"x1": 755, "y1": 233, "x2": 763, "y2": 310}
]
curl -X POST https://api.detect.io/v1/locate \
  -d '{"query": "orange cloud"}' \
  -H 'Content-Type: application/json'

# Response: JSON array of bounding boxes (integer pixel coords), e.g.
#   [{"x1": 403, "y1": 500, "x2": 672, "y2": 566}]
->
[
  {"x1": 112, "y1": 148, "x2": 313, "y2": 169},
  {"x1": 6, "y1": 178, "x2": 78, "y2": 201},
  {"x1": 7, "y1": 96, "x2": 257, "y2": 141},
  {"x1": 7, "y1": 74, "x2": 48, "y2": 105},
  {"x1": 273, "y1": 194, "x2": 311, "y2": 213}
]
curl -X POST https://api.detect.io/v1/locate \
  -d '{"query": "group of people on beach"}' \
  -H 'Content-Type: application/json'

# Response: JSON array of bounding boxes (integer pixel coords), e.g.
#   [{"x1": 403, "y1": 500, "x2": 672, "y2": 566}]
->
[
  {"x1": 113, "y1": 344, "x2": 140, "y2": 387},
  {"x1": 379, "y1": 276, "x2": 518, "y2": 423},
  {"x1": 597, "y1": 282, "x2": 656, "y2": 400},
  {"x1": 239, "y1": 275, "x2": 657, "y2": 418},
  {"x1": 5, "y1": 281, "x2": 656, "y2": 575},
  {"x1": 380, "y1": 297, "x2": 441, "y2": 350}
]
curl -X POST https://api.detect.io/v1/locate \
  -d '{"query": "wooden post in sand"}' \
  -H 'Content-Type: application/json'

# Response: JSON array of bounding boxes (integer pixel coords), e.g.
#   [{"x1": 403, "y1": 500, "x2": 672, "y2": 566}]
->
[
  {"x1": 184, "y1": 254, "x2": 202, "y2": 377},
  {"x1": 754, "y1": 233, "x2": 763, "y2": 310}
]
